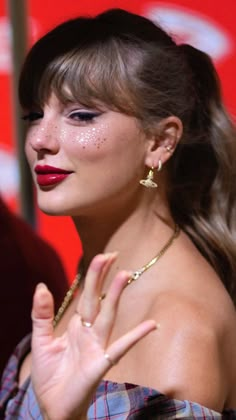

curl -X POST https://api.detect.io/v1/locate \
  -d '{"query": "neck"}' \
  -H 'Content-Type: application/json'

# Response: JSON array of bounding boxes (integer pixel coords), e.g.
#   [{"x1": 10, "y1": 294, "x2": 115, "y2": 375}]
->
[{"x1": 72, "y1": 190, "x2": 174, "y2": 274}]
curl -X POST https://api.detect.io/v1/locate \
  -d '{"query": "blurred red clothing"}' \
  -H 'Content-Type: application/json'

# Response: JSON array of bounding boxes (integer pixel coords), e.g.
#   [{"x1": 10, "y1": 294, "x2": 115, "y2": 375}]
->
[{"x1": 0, "y1": 196, "x2": 69, "y2": 375}]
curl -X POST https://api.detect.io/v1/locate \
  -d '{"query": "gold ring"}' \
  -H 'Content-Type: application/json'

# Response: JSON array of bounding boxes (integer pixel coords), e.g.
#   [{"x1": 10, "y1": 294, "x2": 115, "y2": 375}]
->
[
  {"x1": 99, "y1": 292, "x2": 106, "y2": 301},
  {"x1": 81, "y1": 317, "x2": 93, "y2": 328},
  {"x1": 75, "y1": 310, "x2": 93, "y2": 328},
  {"x1": 104, "y1": 352, "x2": 116, "y2": 366}
]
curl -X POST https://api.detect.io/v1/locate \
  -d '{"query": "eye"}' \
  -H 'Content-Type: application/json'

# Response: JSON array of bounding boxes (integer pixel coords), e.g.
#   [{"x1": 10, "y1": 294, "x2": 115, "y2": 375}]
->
[
  {"x1": 68, "y1": 111, "x2": 101, "y2": 122},
  {"x1": 21, "y1": 111, "x2": 43, "y2": 122}
]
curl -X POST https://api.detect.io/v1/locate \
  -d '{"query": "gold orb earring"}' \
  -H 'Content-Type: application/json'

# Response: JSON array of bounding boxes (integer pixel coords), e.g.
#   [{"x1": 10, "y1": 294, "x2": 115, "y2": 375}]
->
[{"x1": 139, "y1": 167, "x2": 158, "y2": 188}]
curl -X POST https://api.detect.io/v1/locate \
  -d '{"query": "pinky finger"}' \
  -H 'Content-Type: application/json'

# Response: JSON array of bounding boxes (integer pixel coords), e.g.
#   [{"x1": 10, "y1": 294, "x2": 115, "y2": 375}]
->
[{"x1": 104, "y1": 320, "x2": 158, "y2": 367}]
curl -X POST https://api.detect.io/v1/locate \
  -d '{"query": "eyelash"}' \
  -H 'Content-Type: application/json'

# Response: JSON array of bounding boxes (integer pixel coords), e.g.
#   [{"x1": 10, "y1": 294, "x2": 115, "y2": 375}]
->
[
  {"x1": 68, "y1": 111, "x2": 101, "y2": 122},
  {"x1": 22, "y1": 112, "x2": 43, "y2": 122},
  {"x1": 21, "y1": 111, "x2": 101, "y2": 123}
]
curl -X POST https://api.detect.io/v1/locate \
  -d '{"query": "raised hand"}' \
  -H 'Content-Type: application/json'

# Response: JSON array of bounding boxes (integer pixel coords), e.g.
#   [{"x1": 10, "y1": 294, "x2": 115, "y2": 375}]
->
[{"x1": 31, "y1": 253, "x2": 157, "y2": 420}]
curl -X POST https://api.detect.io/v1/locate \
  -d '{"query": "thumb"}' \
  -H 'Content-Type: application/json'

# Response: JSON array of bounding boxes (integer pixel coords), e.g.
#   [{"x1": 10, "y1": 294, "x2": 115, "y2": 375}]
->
[{"x1": 31, "y1": 283, "x2": 55, "y2": 346}]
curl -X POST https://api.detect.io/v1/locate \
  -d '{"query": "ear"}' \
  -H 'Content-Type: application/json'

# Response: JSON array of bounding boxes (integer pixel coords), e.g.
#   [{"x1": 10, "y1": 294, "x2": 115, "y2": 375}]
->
[{"x1": 144, "y1": 116, "x2": 183, "y2": 169}]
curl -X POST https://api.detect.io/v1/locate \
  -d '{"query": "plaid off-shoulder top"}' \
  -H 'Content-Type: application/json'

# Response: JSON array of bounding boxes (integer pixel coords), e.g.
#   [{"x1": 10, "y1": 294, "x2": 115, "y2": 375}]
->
[{"x1": 0, "y1": 334, "x2": 236, "y2": 419}]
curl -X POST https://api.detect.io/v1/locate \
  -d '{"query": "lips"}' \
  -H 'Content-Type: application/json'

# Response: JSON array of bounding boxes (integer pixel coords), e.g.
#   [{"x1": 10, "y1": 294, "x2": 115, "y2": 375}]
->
[{"x1": 35, "y1": 165, "x2": 72, "y2": 187}]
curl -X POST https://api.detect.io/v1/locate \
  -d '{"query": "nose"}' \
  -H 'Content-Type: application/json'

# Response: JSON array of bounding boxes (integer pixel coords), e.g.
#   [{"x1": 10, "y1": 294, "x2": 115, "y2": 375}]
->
[{"x1": 26, "y1": 119, "x2": 60, "y2": 156}]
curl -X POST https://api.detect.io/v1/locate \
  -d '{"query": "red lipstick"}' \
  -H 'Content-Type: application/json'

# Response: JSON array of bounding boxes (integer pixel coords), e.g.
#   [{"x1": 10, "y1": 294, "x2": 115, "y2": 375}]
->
[{"x1": 35, "y1": 165, "x2": 72, "y2": 187}]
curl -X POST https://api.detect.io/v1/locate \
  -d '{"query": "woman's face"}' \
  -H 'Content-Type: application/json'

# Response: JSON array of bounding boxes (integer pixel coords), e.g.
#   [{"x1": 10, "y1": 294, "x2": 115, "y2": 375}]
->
[{"x1": 25, "y1": 93, "x2": 149, "y2": 216}]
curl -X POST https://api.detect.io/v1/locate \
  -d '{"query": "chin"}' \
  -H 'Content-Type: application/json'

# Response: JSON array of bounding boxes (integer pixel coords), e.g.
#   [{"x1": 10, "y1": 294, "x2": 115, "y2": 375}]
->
[
  {"x1": 39, "y1": 206, "x2": 65, "y2": 216},
  {"x1": 37, "y1": 191, "x2": 72, "y2": 216},
  {"x1": 38, "y1": 200, "x2": 70, "y2": 216}
]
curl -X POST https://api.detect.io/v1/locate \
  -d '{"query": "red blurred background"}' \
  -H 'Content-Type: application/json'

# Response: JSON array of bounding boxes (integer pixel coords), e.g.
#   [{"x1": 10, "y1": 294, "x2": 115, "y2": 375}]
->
[{"x1": 1, "y1": 0, "x2": 236, "y2": 282}]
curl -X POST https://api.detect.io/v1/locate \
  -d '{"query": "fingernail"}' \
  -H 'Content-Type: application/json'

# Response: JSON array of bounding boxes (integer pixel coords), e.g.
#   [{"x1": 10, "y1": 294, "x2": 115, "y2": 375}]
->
[
  {"x1": 106, "y1": 251, "x2": 119, "y2": 259},
  {"x1": 103, "y1": 251, "x2": 119, "y2": 263},
  {"x1": 36, "y1": 283, "x2": 48, "y2": 291}
]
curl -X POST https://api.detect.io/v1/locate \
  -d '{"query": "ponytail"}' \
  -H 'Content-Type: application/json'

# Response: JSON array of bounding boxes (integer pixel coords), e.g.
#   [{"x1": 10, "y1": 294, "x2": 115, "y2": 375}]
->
[{"x1": 169, "y1": 44, "x2": 236, "y2": 302}]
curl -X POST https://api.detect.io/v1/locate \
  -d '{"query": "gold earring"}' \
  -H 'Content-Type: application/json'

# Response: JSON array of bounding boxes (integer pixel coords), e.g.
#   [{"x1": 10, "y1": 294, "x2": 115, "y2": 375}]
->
[
  {"x1": 165, "y1": 145, "x2": 173, "y2": 153},
  {"x1": 139, "y1": 167, "x2": 158, "y2": 188},
  {"x1": 157, "y1": 160, "x2": 162, "y2": 172}
]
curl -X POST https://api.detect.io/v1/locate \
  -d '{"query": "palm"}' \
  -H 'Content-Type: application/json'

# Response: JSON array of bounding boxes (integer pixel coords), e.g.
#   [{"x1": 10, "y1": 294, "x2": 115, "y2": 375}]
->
[{"x1": 31, "y1": 253, "x2": 156, "y2": 420}]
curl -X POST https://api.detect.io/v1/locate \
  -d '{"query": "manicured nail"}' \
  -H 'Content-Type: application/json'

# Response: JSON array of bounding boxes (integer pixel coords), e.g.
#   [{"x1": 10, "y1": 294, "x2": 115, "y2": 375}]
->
[
  {"x1": 106, "y1": 251, "x2": 119, "y2": 260},
  {"x1": 36, "y1": 282, "x2": 48, "y2": 291}
]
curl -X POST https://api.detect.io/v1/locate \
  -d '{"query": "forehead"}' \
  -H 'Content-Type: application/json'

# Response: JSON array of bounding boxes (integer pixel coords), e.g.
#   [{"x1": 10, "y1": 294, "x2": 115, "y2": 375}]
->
[
  {"x1": 19, "y1": 33, "x2": 144, "y2": 117},
  {"x1": 40, "y1": 91, "x2": 109, "y2": 113}
]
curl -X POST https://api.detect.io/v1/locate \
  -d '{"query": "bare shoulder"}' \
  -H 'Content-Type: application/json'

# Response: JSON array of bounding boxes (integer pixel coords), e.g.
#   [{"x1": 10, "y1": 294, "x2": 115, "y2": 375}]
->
[
  {"x1": 157, "y1": 229, "x2": 236, "y2": 329},
  {"x1": 142, "y1": 289, "x2": 236, "y2": 410},
  {"x1": 141, "y1": 232, "x2": 236, "y2": 410}
]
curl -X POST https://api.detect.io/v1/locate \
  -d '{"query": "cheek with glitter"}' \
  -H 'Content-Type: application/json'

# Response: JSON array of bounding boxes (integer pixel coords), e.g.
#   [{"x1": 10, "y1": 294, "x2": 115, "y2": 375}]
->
[{"x1": 60, "y1": 126, "x2": 108, "y2": 150}]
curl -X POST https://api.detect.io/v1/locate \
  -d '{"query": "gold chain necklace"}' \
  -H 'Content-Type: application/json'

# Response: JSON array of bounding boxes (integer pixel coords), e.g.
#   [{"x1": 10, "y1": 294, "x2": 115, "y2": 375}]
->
[
  {"x1": 53, "y1": 224, "x2": 180, "y2": 328},
  {"x1": 53, "y1": 272, "x2": 82, "y2": 328}
]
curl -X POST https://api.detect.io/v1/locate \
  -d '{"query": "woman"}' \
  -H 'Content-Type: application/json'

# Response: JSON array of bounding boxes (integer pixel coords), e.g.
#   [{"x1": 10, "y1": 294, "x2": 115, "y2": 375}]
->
[{"x1": 1, "y1": 8, "x2": 236, "y2": 419}]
